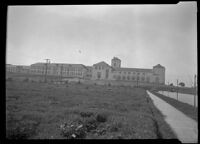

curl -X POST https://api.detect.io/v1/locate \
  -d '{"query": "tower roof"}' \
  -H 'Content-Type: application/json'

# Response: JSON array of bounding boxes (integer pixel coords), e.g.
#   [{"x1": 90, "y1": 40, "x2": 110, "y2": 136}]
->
[
  {"x1": 153, "y1": 64, "x2": 165, "y2": 69},
  {"x1": 93, "y1": 61, "x2": 111, "y2": 67},
  {"x1": 112, "y1": 57, "x2": 121, "y2": 61}
]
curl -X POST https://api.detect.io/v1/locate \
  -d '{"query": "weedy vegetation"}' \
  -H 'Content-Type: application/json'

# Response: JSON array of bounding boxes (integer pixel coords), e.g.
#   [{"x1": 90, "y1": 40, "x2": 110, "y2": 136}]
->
[{"x1": 6, "y1": 73, "x2": 177, "y2": 139}]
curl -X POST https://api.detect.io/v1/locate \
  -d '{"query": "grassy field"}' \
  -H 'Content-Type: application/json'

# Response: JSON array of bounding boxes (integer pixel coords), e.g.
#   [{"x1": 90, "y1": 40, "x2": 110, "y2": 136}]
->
[
  {"x1": 151, "y1": 91, "x2": 198, "y2": 122},
  {"x1": 6, "y1": 78, "x2": 177, "y2": 139}
]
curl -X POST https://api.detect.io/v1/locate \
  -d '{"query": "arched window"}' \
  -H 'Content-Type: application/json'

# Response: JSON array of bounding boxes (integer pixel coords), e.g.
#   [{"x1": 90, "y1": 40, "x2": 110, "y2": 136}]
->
[{"x1": 132, "y1": 76, "x2": 135, "y2": 81}]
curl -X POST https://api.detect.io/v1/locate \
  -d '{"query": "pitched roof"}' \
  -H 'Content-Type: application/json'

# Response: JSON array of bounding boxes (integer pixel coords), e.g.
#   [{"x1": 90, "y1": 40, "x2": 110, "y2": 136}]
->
[
  {"x1": 30, "y1": 63, "x2": 45, "y2": 66},
  {"x1": 93, "y1": 61, "x2": 111, "y2": 67},
  {"x1": 153, "y1": 64, "x2": 165, "y2": 69},
  {"x1": 113, "y1": 67, "x2": 153, "y2": 73},
  {"x1": 31, "y1": 63, "x2": 88, "y2": 69},
  {"x1": 112, "y1": 57, "x2": 121, "y2": 61}
]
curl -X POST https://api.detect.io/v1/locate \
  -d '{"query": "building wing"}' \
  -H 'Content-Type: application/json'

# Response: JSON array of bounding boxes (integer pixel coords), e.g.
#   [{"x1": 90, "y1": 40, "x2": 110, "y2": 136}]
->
[{"x1": 113, "y1": 67, "x2": 153, "y2": 73}]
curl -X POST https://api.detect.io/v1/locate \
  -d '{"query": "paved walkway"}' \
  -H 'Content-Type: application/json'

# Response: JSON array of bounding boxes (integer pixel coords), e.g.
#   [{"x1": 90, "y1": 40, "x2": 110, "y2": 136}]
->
[{"x1": 147, "y1": 91, "x2": 198, "y2": 143}]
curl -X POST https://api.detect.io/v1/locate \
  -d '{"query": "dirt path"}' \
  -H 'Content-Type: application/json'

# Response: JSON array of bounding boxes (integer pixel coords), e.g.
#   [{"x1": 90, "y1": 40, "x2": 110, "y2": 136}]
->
[{"x1": 147, "y1": 91, "x2": 198, "y2": 143}]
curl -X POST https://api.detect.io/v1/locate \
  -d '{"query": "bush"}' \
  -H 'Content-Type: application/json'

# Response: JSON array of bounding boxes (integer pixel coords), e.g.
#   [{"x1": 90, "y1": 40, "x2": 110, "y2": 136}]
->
[
  {"x1": 80, "y1": 111, "x2": 94, "y2": 118},
  {"x1": 84, "y1": 117, "x2": 98, "y2": 132},
  {"x1": 96, "y1": 113, "x2": 108, "y2": 123},
  {"x1": 60, "y1": 122, "x2": 86, "y2": 139}
]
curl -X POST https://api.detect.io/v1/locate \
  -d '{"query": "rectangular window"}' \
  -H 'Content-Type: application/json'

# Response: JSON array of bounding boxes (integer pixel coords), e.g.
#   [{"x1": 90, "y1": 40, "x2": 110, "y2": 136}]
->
[
  {"x1": 106, "y1": 69, "x2": 109, "y2": 79},
  {"x1": 97, "y1": 72, "x2": 101, "y2": 79}
]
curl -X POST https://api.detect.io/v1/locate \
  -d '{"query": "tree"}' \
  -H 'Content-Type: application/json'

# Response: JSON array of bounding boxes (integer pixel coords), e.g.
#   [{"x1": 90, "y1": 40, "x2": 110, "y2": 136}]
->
[{"x1": 179, "y1": 82, "x2": 185, "y2": 87}]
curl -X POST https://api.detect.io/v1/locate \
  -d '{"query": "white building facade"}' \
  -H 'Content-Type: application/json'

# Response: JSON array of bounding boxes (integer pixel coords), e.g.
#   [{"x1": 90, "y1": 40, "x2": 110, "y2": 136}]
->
[{"x1": 6, "y1": 57, "x2": 165, "y2": 85}]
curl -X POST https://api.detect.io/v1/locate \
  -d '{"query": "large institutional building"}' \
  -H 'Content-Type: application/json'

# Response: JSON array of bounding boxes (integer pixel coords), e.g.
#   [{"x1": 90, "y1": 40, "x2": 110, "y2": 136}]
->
[{"x1": 6, "y1": 57, "x2": 165, "y2": 85}]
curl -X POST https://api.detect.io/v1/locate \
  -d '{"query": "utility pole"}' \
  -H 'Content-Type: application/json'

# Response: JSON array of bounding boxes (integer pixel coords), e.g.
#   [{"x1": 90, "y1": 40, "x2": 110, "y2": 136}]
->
[
  {"x1": 60, "y1": 64, "x2": 63, "y2": 82},
  {"x1": 44, "y1": 59, "x2": 50, "y2": 83},
  {"x1": 177, "y1": 79, "x2": 179, "y2": 101},
  {"x1": 194, "y1": 74, "x2": 197, "y2": 108},
  {"x1": 167, "y1": 82, "x2": 169, "y2": 96}
]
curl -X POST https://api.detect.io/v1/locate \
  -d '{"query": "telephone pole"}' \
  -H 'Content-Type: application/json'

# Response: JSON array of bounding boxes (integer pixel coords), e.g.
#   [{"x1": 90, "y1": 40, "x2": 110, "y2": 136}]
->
[
  {"x1": 44, "y1": 59, "x2": 50, "y2": 83},
  {"x1": 177, "y1": 79, "x2": 179, "y2": 101},
  {"x1": 167, "y1": 82, "x2": 169, "y2": 96},
  {"x1": 194, "y1": 74, "x2": 197, "y2": 108},
  {"x1": 60, "y1": 64, "x2": 63, "y2": 82}
]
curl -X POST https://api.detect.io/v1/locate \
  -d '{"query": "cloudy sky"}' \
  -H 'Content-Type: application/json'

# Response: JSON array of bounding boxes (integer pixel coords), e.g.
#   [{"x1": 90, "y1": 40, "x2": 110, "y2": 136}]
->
[{"x1": 7, "y1": 2, "x2": 197, "y2": 86}]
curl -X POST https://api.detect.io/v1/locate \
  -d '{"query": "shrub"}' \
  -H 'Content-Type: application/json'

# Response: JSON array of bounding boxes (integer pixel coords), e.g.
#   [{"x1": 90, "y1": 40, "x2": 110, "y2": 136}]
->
[
  {"x1": 80, "y1": 111, "x2": 94, "y2": 118},
  {"x1": 60, "y1": 122, "x2": 86, "y2": 139},
  {"x1": 84, "y1": 117, "x2": 98, "y2": 132},
  {"x1": 96, "y1": 113, "x2": 108, "y2": 123}
]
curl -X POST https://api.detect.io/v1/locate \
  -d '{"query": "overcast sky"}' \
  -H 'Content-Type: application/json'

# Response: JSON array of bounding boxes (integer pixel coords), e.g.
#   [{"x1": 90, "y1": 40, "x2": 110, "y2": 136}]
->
[{"x1": 6, "y1": 2, "x2": 197, "y2": 86}]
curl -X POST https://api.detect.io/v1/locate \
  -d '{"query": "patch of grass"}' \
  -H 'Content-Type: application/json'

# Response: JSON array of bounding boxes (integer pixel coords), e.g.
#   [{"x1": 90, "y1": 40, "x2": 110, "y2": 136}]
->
[
  {"x1": 6, "y1": 114, "x2": 41, "y2": 139},
  {"x1": 6, "y1": 80, "x2": 177, "y2": 139}
]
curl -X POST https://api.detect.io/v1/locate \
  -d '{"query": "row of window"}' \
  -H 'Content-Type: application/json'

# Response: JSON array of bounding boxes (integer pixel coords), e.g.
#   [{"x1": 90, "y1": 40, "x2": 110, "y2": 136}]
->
[
  {"x1": 30, "y1": 69, "x2": 83, "y2": 76},
  {"x1": 95, "y1": 66, "x2": 105, "y2": 70},
  {"x1": 32, "y1": 66, "x2": 83, "y2": 72},
  {"x1": 113, "y1": 75, "x2": 150, "y2": 82},
  {"x1": 116, "y1": 71, "x2": 146, "y2": 75}
]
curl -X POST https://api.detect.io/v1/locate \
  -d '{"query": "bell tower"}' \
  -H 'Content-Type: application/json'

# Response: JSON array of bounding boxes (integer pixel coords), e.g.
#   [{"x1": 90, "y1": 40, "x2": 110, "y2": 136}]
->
[{"x1": 111, "y1": 57, "x2": 121, "y2": 68}]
